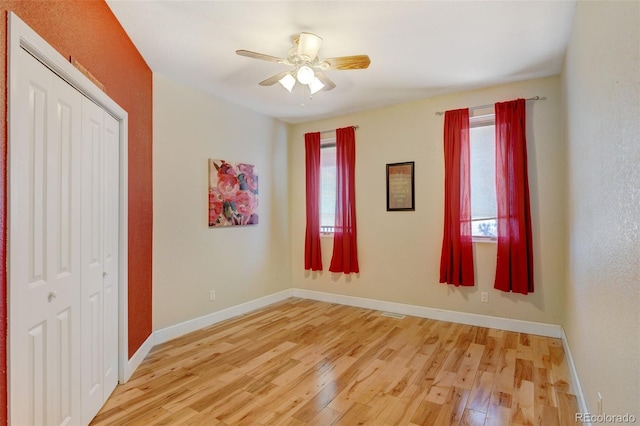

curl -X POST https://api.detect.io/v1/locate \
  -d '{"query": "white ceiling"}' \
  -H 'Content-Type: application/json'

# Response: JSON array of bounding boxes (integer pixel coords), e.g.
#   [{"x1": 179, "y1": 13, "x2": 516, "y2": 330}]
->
[{"x1": 106, "y1": 0, "x2": 576, "y2": 124}]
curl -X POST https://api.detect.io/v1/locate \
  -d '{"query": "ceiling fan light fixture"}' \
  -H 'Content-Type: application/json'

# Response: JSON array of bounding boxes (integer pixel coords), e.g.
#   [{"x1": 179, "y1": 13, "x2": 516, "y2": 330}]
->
[
  {"x1": 296, "y1": 65, "x2": 315, "y2": 85},
  {"x1": 309, "y1": 77, "x2": 325, "y2": 95},
  {"x1": 237, "y1": 32, "x2": 368, "y2": 97},
  {"x1": 278, "y1": 73, "x2": 296, "y2": 92}
]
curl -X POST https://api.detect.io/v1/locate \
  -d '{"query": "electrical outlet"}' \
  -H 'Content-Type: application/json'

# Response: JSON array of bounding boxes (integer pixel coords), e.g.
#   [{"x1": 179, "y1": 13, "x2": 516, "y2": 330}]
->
[
  {"x1": 481, "y1": 292, "x2": 489, "y2": 303},
  {"x1": 209, "y1": 290, "x2": 216, "y2": 301}
]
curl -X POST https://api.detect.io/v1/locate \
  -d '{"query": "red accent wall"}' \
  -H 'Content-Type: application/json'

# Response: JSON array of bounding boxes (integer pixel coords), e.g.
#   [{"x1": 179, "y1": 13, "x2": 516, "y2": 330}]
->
[{"x1": 0, "y1": 2, "x2": 153, "y2": 424}]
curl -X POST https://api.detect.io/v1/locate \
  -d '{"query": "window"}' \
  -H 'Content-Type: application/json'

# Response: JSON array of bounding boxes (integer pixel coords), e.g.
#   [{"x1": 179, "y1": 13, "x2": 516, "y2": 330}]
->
[
  {"x1": 469, "y1": 114, "x2": 497, "y2": 240},
  {"x1": 320, "y1": 141, "x2": 336, "y2": 233}
]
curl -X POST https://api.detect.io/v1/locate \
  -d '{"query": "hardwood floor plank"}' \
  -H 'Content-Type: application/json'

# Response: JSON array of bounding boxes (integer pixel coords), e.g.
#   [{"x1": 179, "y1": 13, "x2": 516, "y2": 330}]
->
[
  {"x1": 473, "y1": 327, "x2": 489, "y2": 345},
  {"x1": 200, "y1": 390, "x2": 258, "y2": 423},
  {"x1": 270, "y1": 355, "x2": 327, "y2": 387},
  {"x1": 357, "y1": 361, "x2": 408, "y2": 405},
  {"x1": 291, "y1": 379, "x2": 342, "y2": 422},
  {"x1": 511, "y1": 379, "x2": 535, "y2": 425},
  {"x1": 412, "y1": 343, "x2": 449, "y2": 389},
  {"x1": 259, "y1": 395, "x2": 308, "y2": 425},
  {"x1": 557, "y1": 391, "x2": 582, "y2": 425},
  {"x1": 408, "y1": 399, "x2": 442, "y2": 425},
  {"x1": 549, "y1": 343, "x2": 573, "y2": 394},
  {"x1": 385, "y1": 384, "x2": 433, "y2": 426},
  {"x1": 536, "y1": 404, "x2": 560, "y2": 426},
  {"x1": 98, "y1": 387, "x2": 145, "y2": 413},
  {"x1": 307, "y1": 406, "x2": 342, "y2": 426},
  {"x1": 533, "y1": 366, "x2": 556, "y2": 409},
  {"x1": 216, "y1": 341, "x2": 298, "y2": 383},
  {"x1": 328, "y1": 358, "x2": 388, "y2": 411},
  {"x1": 111, "y1": 387, "x2": 194, "y2": 425},
  {"x1": 433, "y1": 386, "x2": 471, "y2": 426},
  {"x1": 494, "y1": 348, "x2": 517, "y2": 395},
  {"x1": 89, "y1": 299, "x2": 580, "y2": 426},
  {"x1": 365, "y1": 393, "x2": 400, "y2": 423},
  {"x1": 333, "y1": 401, "x2": 371, "y2": 425},
  {"x1": 531, "y1": 335, "x2": 551, "y2": 369},
  {"x1": 259, "y1": 355, "x2": 359, "y2": 423},
  {"x1": 514, "y1": 358, "x2": 534, "y2": 389},
  {"x1": 425, "y1": 370, "x2": 456, "y2": 405},
  {"x1": 386, "y1": 366, "x2": 416, "y2": 398},
  {"x1": 453, "y1": 343, "x2": 484, "y2": 390},
  {"x1": 90, "y1": 406, "x2": 129, "y2": 426},
  {"x1": 460, "y1": 408, "x2": 486, "y2": 426},
  {"x1": 478, "y1": 336, "x2": 500, "y2": 373},
  {"x1": 466, "y1": 371, "x2": 494, "y2": 413},
  {"x1": 486, "y1": 390, "x2": 513, "y2": 426}
]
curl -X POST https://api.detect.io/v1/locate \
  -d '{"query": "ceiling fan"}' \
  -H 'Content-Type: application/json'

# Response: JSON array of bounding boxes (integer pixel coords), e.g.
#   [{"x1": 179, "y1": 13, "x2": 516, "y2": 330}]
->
[{"x1": 236, "y1": 32, "x2": 370, "y2": 96}]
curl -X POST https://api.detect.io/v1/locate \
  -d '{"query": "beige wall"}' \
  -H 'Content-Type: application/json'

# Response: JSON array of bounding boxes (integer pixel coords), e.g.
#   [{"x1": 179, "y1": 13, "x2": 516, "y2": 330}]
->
[
  {"x1": 153, "y1": 74, "x2": 290, "y2": 330},
  {"x1": 290, "y1": 76, "x2": 565, "y2": 325},
  {"x1": 151, "y1": 2, "x2": 640, "y2": 415},
  {"x1": 562, "y1": 0, "x2": 640, "y2": 417}
]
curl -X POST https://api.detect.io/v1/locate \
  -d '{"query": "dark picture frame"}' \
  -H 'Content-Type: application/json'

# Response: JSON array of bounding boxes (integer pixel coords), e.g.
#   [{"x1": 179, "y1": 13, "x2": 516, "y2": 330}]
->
[{"x1": 386, "y1": 162, "x2": 415, "y2": 211}]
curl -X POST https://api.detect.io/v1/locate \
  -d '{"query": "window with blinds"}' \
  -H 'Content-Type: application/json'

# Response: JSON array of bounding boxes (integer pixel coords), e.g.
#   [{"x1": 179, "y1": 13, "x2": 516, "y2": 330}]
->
[
  {"x1": 320, "y1": 141, "x2": 336, "y2": 233},
  {"x1": 470, "y1": 114, "x2": 497, "y2": 240}
]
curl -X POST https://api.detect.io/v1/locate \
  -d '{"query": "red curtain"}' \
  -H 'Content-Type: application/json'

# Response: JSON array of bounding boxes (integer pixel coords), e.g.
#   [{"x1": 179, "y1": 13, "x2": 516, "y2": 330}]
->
[
  {"x1": 439, "y1": 109, "x2": 474, "y2": 286},
  {"x1": 304, "y1": 132, "x2": 323, "y2": 271},
  {"x1": 329, "y1": 127, "x2": 359, "y2": 273},
  {"x1": 494, "y1": 99, "x2": 534, "y2": 294}
]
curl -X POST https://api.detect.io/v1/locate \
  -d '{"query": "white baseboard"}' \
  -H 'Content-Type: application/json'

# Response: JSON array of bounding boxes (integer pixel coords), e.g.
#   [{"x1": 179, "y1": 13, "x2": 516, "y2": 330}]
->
[
  {"x1": 292, "y1": 288, "x2": 563, "y2": 338},
  {"x1": 154, "y1": 289, "x2": 294, "y2": 345},
  {"x1": 122, "y1": 332, "x2": 155, "y2": 383},
  {"x1": 561, "y1": 328, "x2": 591, "y2": 425}
]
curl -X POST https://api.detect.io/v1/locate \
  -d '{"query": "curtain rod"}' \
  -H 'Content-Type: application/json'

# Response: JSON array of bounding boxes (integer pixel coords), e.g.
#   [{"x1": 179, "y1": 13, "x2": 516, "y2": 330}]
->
[
  {"x1": 434, "y1": 96, "x2": 544, "y2": 116},
  {"x1": 319, "y1": 125, "x2": 359, "y2": 135}
]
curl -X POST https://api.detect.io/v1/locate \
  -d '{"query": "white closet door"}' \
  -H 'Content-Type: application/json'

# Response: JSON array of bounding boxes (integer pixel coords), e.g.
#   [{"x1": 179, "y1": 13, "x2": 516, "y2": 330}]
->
[
  {"x1": 9, "y1": 47, "x2": 82, "y2": 425},
  {"x1": 10, "y1": 19, "x2": 123, "y2": 425},
  {"x1": 80, "y1": 98, "x2": 105, "y2": 423},
  {"x1": 80, "y1": 99, "x2": 120, "y2": 424}
]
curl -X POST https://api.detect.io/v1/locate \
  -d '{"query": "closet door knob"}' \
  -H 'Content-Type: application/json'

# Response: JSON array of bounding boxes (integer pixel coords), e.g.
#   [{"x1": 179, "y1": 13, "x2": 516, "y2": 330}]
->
[{"x1": 48, "y1": 291, "x2": 57, "y2": 302}]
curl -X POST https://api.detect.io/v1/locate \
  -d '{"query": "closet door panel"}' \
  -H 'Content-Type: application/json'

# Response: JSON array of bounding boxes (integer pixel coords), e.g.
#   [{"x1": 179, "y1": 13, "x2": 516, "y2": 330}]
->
[
  {"x1": 49, "y1": 75, "x2": 83, "y2": 426},
  {"x1": 80, "y1": 98, "x2": 106, "y2": 424},
  {"x1": 10, "y1": 47, "x2": 82, "y2": 426}
]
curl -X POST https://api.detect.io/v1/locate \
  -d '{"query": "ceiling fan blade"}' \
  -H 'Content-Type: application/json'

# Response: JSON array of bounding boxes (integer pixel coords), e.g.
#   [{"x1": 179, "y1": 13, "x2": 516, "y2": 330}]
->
[
  {"x1": 315, "y1": 72, "x2": 336, "y2": 91},
  {"x1": 318, "y1": 55, "x2": 371, "y2": 70},
  {"x1": 236, "y1": 50, "x2": 287, "y2": 64},
  {"x1": 259, "y1": 71, "x2": 290, "y2": 86},
  {"x1": 297, "y1": 32, "x2": 323, "y2": 61}
]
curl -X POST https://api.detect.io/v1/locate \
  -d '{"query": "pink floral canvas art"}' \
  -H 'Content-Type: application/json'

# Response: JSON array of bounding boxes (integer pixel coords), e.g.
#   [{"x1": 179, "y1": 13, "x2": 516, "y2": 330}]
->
[{"x1": 209, "y1": 159, "x2": 258, "y2": 226}]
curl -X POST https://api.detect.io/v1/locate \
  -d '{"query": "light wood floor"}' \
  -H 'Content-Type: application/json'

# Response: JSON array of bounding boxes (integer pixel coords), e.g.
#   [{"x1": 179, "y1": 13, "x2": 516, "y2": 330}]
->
[{"x1": 91, "y1": 298, "x2": 581, "y2": 425}]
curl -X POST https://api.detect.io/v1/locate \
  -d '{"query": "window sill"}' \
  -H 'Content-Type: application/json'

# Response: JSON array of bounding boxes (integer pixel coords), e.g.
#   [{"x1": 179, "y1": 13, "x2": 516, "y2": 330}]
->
[
  {"x1": 473, "y1": 237, "x2": 497, "y2": 244},
  {"x1": 320, "y1": 232, "x2": 334, "y2": 238}
]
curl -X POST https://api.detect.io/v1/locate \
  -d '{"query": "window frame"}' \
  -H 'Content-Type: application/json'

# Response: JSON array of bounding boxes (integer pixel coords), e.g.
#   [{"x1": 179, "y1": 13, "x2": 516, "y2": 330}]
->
[
  {"x1": 320, "y1": 138, "x2": 336, "y2": 235},
  {"x1": 469, "y1": 113, "x2": 498, "y2": 243}
]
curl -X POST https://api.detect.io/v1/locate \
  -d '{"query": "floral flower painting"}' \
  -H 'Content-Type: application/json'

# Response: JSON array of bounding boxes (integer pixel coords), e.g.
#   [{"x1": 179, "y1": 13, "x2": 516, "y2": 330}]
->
[{"x1": 209, "y1": 159, "x2": 258, "y2": 227}]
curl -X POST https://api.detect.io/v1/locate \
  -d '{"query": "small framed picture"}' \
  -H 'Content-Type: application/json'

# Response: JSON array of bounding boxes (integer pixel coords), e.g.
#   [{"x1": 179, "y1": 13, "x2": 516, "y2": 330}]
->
[{"x1": 386, "y1": 162, "x2": 415, "y2": 211}]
